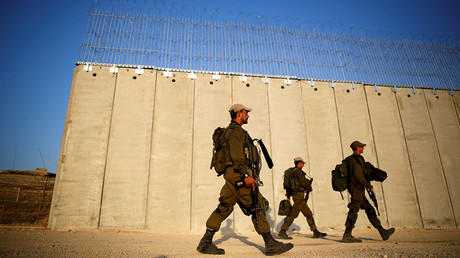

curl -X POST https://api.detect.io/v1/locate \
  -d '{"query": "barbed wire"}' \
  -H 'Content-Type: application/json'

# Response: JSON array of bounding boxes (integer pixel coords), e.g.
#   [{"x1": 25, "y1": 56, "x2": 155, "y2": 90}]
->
[{"x1": 79, "y1": 0, "x2": 460, "y2": 90}]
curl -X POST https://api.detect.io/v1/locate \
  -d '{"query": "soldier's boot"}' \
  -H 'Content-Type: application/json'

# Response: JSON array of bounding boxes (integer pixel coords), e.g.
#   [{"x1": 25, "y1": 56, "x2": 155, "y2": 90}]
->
[
  {"x1": 277, "y1": 229, "x2": 292, "y2": 240},
  {"x1": 377, "y1": 226, "x2": 395, "y2": 241},
  {"x1": 313, "y1": 229, "x2": 327, "y2": 238},
  {"x1": 342, "y1": 227, "x2": 362, "y2": 243},
  {"x1": 262, "y1": 233, "x2": 294, "y2": 255},
  {"x1": 196, "y1": 229, "x2": 225, "y2": 255}
]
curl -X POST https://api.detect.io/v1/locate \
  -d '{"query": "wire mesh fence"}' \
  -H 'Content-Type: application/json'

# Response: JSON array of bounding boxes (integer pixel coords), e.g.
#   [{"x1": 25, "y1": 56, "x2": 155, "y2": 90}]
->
[
  {"x1": 79, "y1": 0, "x2": 460, "y2": 91},
  {"x1": 0, "y1": 186, "x2": 53, "y2": 226}
]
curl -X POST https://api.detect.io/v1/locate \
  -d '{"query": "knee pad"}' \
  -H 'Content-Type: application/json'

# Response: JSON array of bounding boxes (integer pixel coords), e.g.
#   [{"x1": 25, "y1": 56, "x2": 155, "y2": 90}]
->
[{"x1": 215, "y1": 202, "x2": 233, "y2": 220}]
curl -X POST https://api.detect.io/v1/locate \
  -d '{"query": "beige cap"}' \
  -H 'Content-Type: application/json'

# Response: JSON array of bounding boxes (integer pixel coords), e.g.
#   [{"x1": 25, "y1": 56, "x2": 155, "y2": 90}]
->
[
  {"x1": 293, "y1": 157, "x2": 305, "y2": 163},
  {"x1": 350, "y1": 141, "x2": 366, "y2": 149},
  {"x1": 229, "y1": 104, "x2": 252, "y2": 113}
]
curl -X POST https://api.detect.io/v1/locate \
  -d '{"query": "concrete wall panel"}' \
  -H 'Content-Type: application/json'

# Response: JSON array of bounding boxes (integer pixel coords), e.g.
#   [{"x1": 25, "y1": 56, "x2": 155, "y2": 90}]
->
[
  {"x1": 146, "y1": 71, "x2": 194, "y2": 230},
  {"x1": 50, "y1": 66, "x2": 116, "y2": 230},
  {"x1": 365, "y1": 86, "x2": 422, "y2": 228},
  {"x1": 334, "y1": 83, "x2": 388, "y2": 228},
  {"x1": 53, "y1": 66, "x2": 460, "y2": 232},
  {"x1": 191, "y1": 74, "x2": 232, "y2": 232},
  {"x1": 397, "y1": 88, "x2": 455, "y2": 228},
  {"x1": 424, "y1": 90, "x2": 460, "y2": 227},
  {"x1": 232, "y1": 76, "x2": 274, "y2": 232},
  {"x1": 454, "y1": 94, "x2": 460, "y2": 122},
  {"x1": 99, "y1": 69, "x2": 156, "y2": 228},
  {"x1": 268, "y1": 79, "x2": 309, "y2": 232},
  {"x1": 301, "y1": 81, "x2": 348, "y2": 230}
]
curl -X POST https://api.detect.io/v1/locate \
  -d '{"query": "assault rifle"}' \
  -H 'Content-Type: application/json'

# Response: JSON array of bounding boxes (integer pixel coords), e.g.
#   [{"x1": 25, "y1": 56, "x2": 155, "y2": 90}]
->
[
  {"x1": 248, "y1": 139, "x2": 273, "y2": 228},
  {"x1": 366, "y1": 188, "x2": 380, "y2": 216},
  {"x1": 305, "y1": 178, "x2": 313, "y2": 202}
]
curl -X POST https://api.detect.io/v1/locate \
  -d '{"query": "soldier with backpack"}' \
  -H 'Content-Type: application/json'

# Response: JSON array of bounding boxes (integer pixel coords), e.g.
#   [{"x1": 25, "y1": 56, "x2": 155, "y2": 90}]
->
[
  {"x1": 342, "y1": 141, "x2": 395, "y2": 243},
  {"x1": 278, "y1": 157, "x2": 327, "y2": 239},
  {"x1": 197, "y1": 104, "x2": 293, "y2": 256}
]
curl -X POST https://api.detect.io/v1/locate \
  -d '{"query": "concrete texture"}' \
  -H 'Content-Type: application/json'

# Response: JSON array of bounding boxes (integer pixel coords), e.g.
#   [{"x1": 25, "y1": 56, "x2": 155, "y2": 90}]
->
[
  {"x1": 334, "y1": 83, "x2": 388, "y2": 228},
  {"x1": 424, "y1": 90, "x2": 460, "y2": 227},
  {"x1": 300, "y1": 81, "x2": 347, "y2": 230},
  {"x1": 50, "y1": 66, "x2": 116, "y2": 230},
  {"x1": 191, "y1": 73, "x2": 232, "y2": 232},
  {"x1": 99, "y1": 68, "x2": 156, "y2": 229},
  {"x1": 396, "y1": 88, "x2": 455, "y2": 228},
  {"x1": 268, "y1": 79, "x2": 309, "y2": 232},
  {"x1": 365, "y1": 86, "x2": 422, "y2": 228},
  {"x1": 146, "y1": 71, "x2": 194, "y2": 231},
  {"x1": 50, "y1": 66, "x2": 460, "y2": 232}
]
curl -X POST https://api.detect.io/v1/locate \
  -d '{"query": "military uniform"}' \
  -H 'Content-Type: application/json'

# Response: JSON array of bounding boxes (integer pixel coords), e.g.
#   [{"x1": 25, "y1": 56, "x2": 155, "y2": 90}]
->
[
  {"x1": 280, "y1": 167, "x2": 317, "y2": 232},
  {"x1": 198, "y1": 104, "x2": 293, "y2": 255},
  {"x1": 345, "y1": 154, "x2": 381, "y2": 229},
  {"x1": 278, "y1": 157, "x2": 326, "y2": 239},
  {"x1": 342, "y1": 141, "x2": 395, "y2": 243},
  {"x1": 206, "y1": 120, "x2": 270, "y2": 234}
]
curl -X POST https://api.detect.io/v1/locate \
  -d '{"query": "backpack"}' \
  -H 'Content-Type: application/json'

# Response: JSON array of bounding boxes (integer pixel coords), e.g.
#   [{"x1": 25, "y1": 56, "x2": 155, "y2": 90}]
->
[
  {"x1": 210, "y1": 127, "x2": 232, "y2": 176},
  {"x1": 331, "y1": 159, "x2": 349, "y2": 199},
  {"x1": 283, "y1": 167, "x2": 298, "y2": 192}
]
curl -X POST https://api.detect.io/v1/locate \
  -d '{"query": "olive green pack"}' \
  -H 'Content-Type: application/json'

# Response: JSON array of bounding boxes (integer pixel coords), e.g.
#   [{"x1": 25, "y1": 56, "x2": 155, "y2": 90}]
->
[
  {"x1": 283, "y1": 167, "x2": 300, "y2": 192},
  {"x1": 210, "y1": 127, "x2": 232, "y2": 176}
]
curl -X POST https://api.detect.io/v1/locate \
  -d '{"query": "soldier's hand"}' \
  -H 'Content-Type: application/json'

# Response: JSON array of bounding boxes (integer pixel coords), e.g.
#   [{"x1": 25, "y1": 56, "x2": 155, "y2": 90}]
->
[{"x1": 244, "y1": 176, "x2": 257, "y2": 190}]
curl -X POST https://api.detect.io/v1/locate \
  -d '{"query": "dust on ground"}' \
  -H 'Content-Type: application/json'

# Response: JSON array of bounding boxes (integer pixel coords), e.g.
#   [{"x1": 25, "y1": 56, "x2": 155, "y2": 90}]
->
[{"x1": 0, "y1": 227, "x2": 459, "y2": 257}]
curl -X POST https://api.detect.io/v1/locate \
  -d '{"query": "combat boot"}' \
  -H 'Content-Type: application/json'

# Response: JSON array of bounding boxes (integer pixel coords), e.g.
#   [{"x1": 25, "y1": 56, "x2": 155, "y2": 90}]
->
[
  {"x1": 342, "y1": 227, "x2": 362, "y2": 243},
  {"x1": 196, "y1": 229, "x2": 225, "y2": 255},
  {"x1": 262, "y1": 233, "x2": 294, "y2": 255},
  {"x1": 277, "y1": 229, "x2": 292, "y2": 239},
  {"x1": 378, "y1": 227, "x2": 395, "y2": 241},
  {"x1": 313, "y1": 229, "x2": 327, "y2": 238}
]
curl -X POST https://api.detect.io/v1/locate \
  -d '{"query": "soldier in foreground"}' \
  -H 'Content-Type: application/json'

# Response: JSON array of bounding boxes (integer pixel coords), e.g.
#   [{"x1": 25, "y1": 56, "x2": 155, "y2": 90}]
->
[
  {"x1": 342, "y1": 141, "x2": 395, "y2": 243},
  {"x1": 197, "y1": 104, "x2": 293, "y2": 255},
  {"x1": 278, "y1": 157, "x2": 327, "y2": 239}
]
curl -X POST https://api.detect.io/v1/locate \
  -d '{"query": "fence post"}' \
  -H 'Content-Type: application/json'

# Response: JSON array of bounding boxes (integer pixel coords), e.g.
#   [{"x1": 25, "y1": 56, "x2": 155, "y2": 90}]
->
[
  {"x1": 16, "y1": 187, "x2": 20, "y2": 202},
  {"x1": 36, "y1": 177, "x2": 48, "y2": 225}
]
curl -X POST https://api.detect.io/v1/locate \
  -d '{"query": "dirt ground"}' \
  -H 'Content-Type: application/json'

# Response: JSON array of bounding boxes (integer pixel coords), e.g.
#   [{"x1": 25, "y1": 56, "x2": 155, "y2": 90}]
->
[{"x1": 0, "y1": 227, "x2": 459, "y2": 257}]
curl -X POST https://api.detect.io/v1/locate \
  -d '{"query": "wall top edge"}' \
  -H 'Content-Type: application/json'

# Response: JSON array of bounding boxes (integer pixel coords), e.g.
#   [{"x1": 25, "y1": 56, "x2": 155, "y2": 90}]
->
[{"x1": 75, "y1": 62, "x2": 459, "y2": 92}]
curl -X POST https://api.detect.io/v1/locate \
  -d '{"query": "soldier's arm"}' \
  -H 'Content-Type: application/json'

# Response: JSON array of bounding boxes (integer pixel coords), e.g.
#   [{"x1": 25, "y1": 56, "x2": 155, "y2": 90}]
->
[
  {"x1": 353, "y1": 158, "x2": 373, "y2": 189},
  {"x1": 227, "y1": 129, "x2": 250, "y2": 174}
]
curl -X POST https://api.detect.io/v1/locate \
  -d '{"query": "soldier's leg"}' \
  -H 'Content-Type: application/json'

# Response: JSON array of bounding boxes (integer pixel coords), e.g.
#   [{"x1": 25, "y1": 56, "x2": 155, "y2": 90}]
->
[
  {"x1": 198, "y1": 183, "x2": 237, "y2": 255},
  {"x1": 281, "y1": 201, "x2": 301, "y2": 231},
  {"x1": 238, "y1": 190, "x2": 293, "y2": 255},
  {"x1": 362, "y1": 197, "x2": 381, "y2": 229},
  {"x1": 342, "y1": 187, "x2": 363, "y2": 243},
  {"x1": 205, "y1": 183, "x2": 237, "y2": 231},
  {"x1": 362, "y1": 197, "x2": 395, "y2": 240}
]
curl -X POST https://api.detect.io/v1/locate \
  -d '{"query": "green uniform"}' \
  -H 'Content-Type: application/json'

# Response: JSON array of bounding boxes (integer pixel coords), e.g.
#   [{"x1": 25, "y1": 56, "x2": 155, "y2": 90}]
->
[
  {"x1": 345, "y1": 154, "x2": 381, "y2": 229},
  {"x1": 205, "y1": 120, "x2": 270, "y2": 235},
  {"x1": 281, "y1": 167, "x2": 317, "y2": 232}
]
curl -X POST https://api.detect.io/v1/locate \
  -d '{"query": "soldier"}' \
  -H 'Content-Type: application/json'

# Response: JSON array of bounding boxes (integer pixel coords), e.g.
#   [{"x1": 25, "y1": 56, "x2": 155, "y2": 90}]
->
[
  {"x1": 197, "y1": 104, "x2": 293, "y2": 255},
  {"x1": 342, "y1": 141, "x2": 395, "y2": 243},
  {"x1": 278, "y1": 157, "x2": 327, "y2": 239}
]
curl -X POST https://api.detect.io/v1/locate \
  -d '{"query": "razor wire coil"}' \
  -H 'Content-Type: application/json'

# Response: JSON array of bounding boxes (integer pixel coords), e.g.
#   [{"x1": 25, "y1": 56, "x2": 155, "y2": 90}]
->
[{"x1": 79, "y1": 0, "x2": 460, "y2": 90}]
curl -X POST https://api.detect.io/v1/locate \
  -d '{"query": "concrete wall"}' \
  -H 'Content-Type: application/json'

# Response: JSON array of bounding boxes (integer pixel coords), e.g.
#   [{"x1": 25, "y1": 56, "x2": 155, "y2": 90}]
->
[{"x1": 50, "y1": 65, "x2": 460, "y2": 232}]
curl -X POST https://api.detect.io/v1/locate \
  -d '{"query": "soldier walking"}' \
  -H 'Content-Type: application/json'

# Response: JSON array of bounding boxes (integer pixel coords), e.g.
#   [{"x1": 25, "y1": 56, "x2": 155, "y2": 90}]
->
[
  {"x1": 197, "y1": 104, "x2": 293, "y2": 255},
  {"x1": 278, "y1": 157, "x2": 327, "y2": 239},
  {"x1": 342, "y1": 141, "x2": 395, "y2": 243}
]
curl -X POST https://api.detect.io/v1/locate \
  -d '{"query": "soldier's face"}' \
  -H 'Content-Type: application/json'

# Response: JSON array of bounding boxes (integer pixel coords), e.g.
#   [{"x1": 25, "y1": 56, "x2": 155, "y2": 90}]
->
[
  {"x1": 357, "y1": 146, "x2": 364, "y2": 154},
  {"x1": 240, "y1": 110, "x2": 249, "y2": 124},
  {"x1": 299, "y1": 162, "x2": 305, "y2": 169}
]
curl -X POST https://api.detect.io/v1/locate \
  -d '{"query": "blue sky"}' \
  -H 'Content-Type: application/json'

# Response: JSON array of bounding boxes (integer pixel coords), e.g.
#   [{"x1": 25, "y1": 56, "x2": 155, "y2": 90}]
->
[{"x1": 0, "y1": 0, "x2": 459, "y2": 172}]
